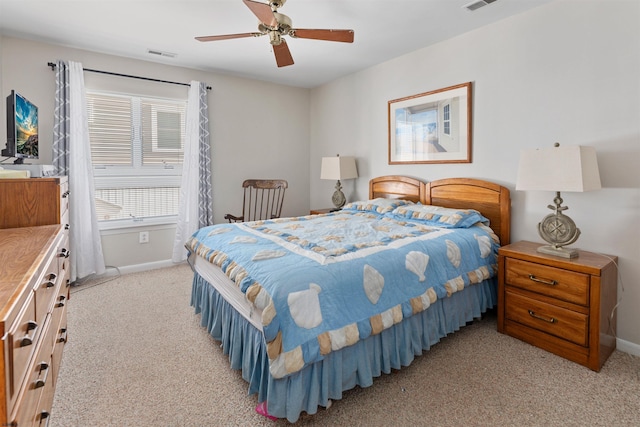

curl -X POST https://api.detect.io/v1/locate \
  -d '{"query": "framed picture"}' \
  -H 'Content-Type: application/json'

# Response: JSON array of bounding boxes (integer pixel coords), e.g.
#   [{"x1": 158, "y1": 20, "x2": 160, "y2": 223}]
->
[{"x1": 388, "y1": 82, "x2": 472, "y2": 164}]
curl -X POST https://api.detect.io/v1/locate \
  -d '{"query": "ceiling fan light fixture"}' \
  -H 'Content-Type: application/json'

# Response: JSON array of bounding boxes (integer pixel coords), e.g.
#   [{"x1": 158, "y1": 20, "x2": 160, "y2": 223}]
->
[{"x1": 269, "y1": 31, "x2": 282, "y2": 45}]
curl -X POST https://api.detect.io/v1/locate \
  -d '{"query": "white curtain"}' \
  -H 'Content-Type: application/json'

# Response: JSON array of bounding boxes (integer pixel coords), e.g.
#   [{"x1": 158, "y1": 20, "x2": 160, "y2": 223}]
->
[
  {"x1": 172, "y1": 81, "x2": 212, "y2": 262},
  {"x1": 53, "y1": 61, "x2": 106, "y2": 281}
]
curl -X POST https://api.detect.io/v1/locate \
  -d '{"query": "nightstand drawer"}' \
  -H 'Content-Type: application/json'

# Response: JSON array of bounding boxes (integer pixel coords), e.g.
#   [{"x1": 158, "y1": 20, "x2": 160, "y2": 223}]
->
[
  {"x1": 505, "y1": 291, "x2": 588, "y2": 346},
  {"x1": 505, "y1": 258, "x2": 590, "y2": 306}
]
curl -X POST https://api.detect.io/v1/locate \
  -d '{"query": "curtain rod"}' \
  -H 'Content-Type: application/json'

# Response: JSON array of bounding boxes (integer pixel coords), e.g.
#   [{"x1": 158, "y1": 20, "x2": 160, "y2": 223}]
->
[{"x1": 47, "y1": 62, "x2": 211, "y2": 90}]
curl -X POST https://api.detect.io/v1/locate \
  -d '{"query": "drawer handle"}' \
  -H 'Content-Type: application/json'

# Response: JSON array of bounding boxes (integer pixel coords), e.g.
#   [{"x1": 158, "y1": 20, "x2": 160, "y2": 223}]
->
[
  {"x1": 59, "y1": 327, "x2": 68, "y2": 343},
  {"x1": 39, "y1": 411, "x2": 51, "y2": 427},
  {"x1": 34, "y1": 362, "x2": 50, "y2": 388},
  {"x1": 59, "y1": 248, "x2": 70, "y2": 258},
  {"x1": 48, "y1": 273, "x2": 57, "y2": 281},
  {"x1": 20, "y1": 321, "x2": 39, "y2": 347},
  {"x1": 528, "y1": 309, "x2": 556, "y2": 324},
  {"x1": 62, "y1": 190, "x2": 70, "y2": 198},
  {"x1": 56, "y1": 295, "x2": 67, "y2": 308},
  {"x1": 528, "y1": 274, "x2": 557, "y2": 286},
  {"x1": 65, "y1": 223, "x2": 70, "y2": 230},
  {"x1": 44, "y1": 281, "x2": 55, "y2": 289}
]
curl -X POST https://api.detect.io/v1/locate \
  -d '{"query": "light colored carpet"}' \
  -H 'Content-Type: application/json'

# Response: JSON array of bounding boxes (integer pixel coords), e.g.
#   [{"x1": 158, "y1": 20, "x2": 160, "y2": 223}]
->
[{"x1": 50, "y1": 264, "x2": 640, "y2": 426}]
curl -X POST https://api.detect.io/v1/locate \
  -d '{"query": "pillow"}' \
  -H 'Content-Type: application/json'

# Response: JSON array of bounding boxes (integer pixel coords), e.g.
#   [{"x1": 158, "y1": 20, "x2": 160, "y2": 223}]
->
[
  {"x1": 391, "y1": 204, "x2": 489, "y2": 228},
  {"x1": 342, "y1": 198, "x2": 414, "y2": 214}
]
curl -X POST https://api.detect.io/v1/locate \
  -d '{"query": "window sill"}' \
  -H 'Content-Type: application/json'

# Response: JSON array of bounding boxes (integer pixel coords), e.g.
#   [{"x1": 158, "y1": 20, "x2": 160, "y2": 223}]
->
[{"x1": 98, "y1": 215, "x2": 178, "y2": 232}]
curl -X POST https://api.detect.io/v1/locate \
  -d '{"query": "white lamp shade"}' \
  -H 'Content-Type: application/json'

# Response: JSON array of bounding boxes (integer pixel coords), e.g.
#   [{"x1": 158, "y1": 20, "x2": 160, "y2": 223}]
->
[
  {"x1": 320, "y1": 156, "x2": 358, "y2": 180},
  {"x1": 516, "y1": 145, "x2": 601, "y2": 192}
]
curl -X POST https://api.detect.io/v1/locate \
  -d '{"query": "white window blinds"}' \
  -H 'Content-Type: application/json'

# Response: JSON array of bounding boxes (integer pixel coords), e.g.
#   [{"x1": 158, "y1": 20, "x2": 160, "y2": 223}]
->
[{"x1": 87, "y1": 93, "x2": 132, "y2": 165}]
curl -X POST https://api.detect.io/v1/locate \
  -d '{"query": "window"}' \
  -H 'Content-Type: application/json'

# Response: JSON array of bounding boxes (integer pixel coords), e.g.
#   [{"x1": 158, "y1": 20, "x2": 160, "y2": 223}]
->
[
  {"x1": 443, "y1": 103, "x2": 451, "y2": 136},
  {"x1": 86, "y1": 91, "x2": 186, "y2": 229}
]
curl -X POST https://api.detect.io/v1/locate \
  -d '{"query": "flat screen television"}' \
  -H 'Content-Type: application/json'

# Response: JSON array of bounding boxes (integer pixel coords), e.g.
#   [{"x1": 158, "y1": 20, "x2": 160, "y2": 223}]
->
[{"x1": 2, "y1": 90, "x2": 39, "y2": 164}]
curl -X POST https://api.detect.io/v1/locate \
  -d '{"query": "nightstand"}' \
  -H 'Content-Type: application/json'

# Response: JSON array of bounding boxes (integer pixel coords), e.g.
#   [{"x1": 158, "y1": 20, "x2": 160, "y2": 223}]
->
[
  {"x1": 310, "y1": 208, "x2": 334, "y2": 215},
  {"x1": 497, "y1": 241, "x2": 618, "y2": 371}
]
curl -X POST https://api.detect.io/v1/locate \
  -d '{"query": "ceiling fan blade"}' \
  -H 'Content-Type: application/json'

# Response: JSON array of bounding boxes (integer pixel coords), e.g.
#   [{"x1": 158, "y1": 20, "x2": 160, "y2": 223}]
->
[
  {"x1": 273, "y1": 40, "x2": 294, "y2": 67},
  {"x1": 291, "y1": 29, "x2": 354, "y2": 43},
  {"x1": 243, "y1": 0, "x2": 278, "y2": 28},
  {"x1": 196, "y1": 32, "x2": 263, "y2": 42}
]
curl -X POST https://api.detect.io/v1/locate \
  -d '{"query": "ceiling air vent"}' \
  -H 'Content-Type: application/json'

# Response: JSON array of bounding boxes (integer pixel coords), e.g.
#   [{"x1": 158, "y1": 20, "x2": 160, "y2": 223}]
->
[
  {"x1": 147, "y1": 49, "x2": 177, "y2": 58},
  {"x1": 463, "y1": 0, "x2": 498, "y2": 12}
]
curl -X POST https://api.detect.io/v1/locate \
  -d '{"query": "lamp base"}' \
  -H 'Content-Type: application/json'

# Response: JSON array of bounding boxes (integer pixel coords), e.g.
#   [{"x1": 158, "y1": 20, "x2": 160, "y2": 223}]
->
[
  {"x1": 537, "y1": 244, "x2": 579, "y2": 259},
  {"x1": 331, "y1": 180, "x2": 346, "y2": 209},
  {"x1": 536, "y1": 191, "x2": 581, "y2": 259}
]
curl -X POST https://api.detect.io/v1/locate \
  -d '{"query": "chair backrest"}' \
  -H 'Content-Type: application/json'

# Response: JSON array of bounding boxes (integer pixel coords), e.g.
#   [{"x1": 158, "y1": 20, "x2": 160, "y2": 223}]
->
[{"x1": 237, "y1": 179, "x2": 288, "y2": 222}]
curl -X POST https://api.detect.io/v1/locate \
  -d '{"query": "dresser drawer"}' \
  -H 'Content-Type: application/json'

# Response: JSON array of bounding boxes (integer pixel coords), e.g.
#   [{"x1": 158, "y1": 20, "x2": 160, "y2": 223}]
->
[
  {"x1": 11, "y1": 320, "x2": 53, "y2": 427},
  {"x1": 51, "y1": 305, "x2": 68, "y2": 391},
  {"x1": 50, "y1": 283, "x2": 68, "y2": 349},
  {"x1": 7, "y1": 292, "x2": 40, "y2": 405},
  {"x1": 33, "y1": 252, "x2": 60, "y2": 332},
  {"x1": 505, "y1": 258, "x2": 590, "y2": 306},
  {"x1": 505, "y1": 290, "x2": 588, "y2": 346},
  {"x1": 57, "y1": 231, "x2": 70, "y2": 284}
]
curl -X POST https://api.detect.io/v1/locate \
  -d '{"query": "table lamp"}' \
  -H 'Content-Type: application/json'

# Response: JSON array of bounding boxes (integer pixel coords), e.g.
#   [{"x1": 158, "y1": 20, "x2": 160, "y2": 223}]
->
[
  {"x1": 320, "y1": 154, "x2": 358, "y2": 209},
  {"x1": 516, "y1": 142, "x2": 601, "y2": 258}
]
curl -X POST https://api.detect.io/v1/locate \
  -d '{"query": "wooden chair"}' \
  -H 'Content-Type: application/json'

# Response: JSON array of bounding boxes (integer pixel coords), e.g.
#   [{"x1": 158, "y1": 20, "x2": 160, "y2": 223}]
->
[{"x1": 224, "y1": 179, "x2": 288, "y2": 222}]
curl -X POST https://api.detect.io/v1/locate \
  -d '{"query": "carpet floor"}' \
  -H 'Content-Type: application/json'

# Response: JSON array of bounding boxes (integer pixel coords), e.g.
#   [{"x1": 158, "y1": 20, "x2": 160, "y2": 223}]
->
[{"x1": 50, "y1": 264, "x2": 640, "y2": 426}]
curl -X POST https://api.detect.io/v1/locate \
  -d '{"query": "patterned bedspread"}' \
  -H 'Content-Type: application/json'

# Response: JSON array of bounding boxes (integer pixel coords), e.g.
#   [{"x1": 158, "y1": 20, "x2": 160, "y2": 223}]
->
[{"x1": 186, "y1": 209, "x2": 500, "y2": 379}]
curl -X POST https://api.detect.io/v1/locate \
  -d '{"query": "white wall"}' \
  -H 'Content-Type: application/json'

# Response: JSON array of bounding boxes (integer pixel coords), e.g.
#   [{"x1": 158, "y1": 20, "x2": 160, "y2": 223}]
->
[
  {"x1": 0, "y1": 37, "x2": 3, "y2": 99},
  {"x1": 0, "y1": 37, "x2": 311, "y2": 269},
  {"x1": 310, "y1": 0, "x2": 640, "y2": 348}
]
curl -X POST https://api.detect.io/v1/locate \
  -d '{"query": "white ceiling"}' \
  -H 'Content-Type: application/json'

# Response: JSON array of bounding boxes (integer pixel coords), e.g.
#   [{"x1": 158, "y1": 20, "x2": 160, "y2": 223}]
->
[{"x1": 0, "y1": 0, "x2": 553, "y2": 88}]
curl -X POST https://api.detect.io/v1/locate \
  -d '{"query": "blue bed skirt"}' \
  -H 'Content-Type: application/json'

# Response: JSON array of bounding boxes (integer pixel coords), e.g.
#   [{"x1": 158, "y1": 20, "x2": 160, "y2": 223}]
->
[{"x1": 191, "y1": 272, "x2": 497, "y2": 422}]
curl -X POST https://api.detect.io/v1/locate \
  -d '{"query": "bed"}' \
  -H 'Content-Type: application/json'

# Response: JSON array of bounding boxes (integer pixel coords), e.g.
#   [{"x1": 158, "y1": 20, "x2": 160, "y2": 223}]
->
[{"x1": 186, "y1": 175, "x2": 511, "y2": 422}]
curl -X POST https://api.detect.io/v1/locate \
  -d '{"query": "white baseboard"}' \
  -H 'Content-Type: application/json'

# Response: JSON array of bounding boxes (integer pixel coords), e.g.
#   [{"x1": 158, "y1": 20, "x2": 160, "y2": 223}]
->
[
  {"x1": 112, "y1": 259, "x2": 186, "y2": 275},
  {"x1": 617, "y1": 338, "x2": 640, "y2": 357},
  {"x1": 75, "y1": 259, "x2": 187, "y2": 284}
]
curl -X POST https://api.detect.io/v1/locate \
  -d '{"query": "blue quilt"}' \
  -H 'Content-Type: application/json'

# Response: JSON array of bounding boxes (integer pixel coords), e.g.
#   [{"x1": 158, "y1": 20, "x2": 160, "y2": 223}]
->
[{"x1": 186, "y1": 209, "x2": 499, "y2": 379}]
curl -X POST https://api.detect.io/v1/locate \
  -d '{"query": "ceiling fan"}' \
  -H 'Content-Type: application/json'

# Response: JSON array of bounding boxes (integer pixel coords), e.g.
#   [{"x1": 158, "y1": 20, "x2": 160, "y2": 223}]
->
[{"x1": 195, "y1": 0, "x2": 355, "y2": 68}]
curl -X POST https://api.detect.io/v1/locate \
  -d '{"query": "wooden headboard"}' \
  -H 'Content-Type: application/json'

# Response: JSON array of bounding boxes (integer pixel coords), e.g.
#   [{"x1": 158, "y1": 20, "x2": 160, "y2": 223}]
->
[
  {"x1": 369, "y1": 175, "x2": 425, "y2": 203},
  {"x1": 369, "y1": 175, "x2": 511, "y2": 245}
]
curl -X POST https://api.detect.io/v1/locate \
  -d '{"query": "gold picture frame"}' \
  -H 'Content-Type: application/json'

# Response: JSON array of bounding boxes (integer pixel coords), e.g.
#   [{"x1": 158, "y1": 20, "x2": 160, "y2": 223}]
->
[{"x1": 388, "y1": 82, "x2": 472, "y2": 164}]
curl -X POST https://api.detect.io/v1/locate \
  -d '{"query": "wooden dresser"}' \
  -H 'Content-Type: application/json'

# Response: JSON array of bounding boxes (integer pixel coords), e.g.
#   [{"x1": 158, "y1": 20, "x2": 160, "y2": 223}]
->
[
  {"x1": 0, "y1": 177, "x2": 69, "y2": 229},
  {"x1": 497, "y1": 241, "x2": 617, "y2": 371},
  {"x1": 0, "y1": 177, "x2": 70, "y2": 425}
]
